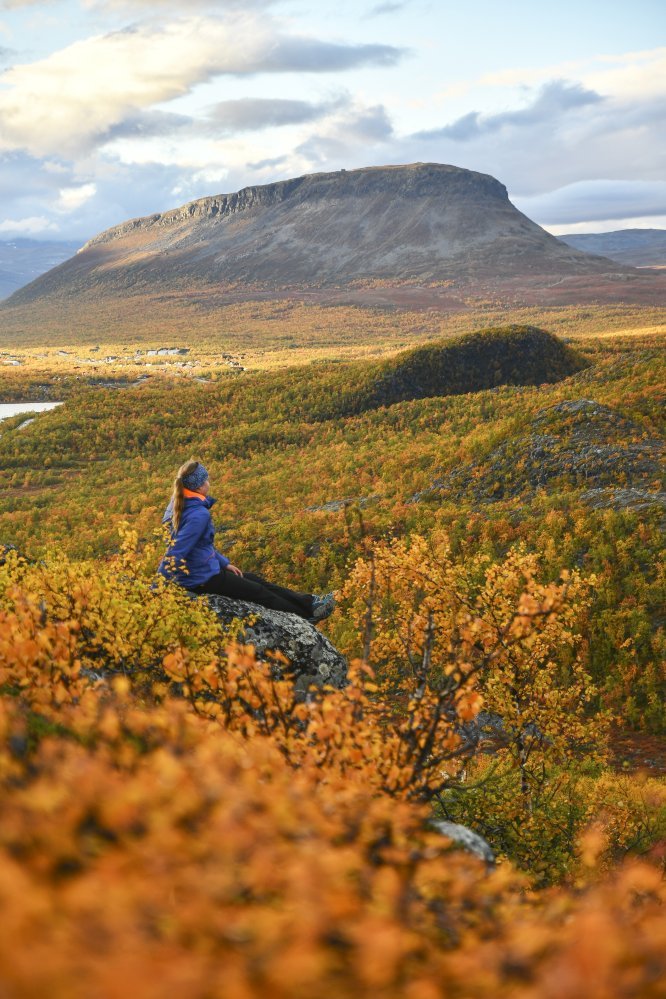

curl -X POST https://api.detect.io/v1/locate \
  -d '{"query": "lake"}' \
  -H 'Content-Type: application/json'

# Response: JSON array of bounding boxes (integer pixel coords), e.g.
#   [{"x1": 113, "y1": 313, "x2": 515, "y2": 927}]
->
[{"x1": 0, "y1": 402, "x2": 63, "y2": 421}]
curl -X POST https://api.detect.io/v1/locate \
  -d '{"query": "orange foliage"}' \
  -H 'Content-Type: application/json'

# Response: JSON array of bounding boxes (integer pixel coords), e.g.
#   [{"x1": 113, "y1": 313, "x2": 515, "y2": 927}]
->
[{"x1": 0, "y1": 549, "x2": 665, "y2": 997}]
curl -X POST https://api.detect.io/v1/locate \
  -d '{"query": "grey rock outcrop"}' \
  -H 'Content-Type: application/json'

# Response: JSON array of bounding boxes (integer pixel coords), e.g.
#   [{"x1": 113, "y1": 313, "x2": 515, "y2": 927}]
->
[
  {"x1": 412, "y1": 398, "x2": 665, "y2": 507},
  {"x1": 580, "y1": 487, "x2": 666, "y2": 513},
  {"x1": 431, "y1": 820, "x2": 495, "y2": 866},
  {"x1": 457, "y1": 711, "x2": 548, "y2": 753},
  {"x1": 206, "y1": 594, "x2": 348, "y2": 695}
]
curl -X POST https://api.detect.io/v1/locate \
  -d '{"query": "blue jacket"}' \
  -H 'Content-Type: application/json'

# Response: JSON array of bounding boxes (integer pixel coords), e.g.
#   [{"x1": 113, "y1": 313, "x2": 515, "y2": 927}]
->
[{"x1": 157, "y1": 494, "x2": 230, "y2": 588}]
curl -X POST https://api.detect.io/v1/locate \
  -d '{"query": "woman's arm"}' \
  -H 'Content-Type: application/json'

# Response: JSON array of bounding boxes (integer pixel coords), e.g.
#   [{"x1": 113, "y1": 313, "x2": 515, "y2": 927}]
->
[
  {"x1": 214, "y1": 550, "x2": 243, "y2": 575},
  {"x1": 163, "y1": 510, "x2": 209, "y2": 575},
  {"x1": 215, "y1": 548, "x2": 231, "y2": 570}
]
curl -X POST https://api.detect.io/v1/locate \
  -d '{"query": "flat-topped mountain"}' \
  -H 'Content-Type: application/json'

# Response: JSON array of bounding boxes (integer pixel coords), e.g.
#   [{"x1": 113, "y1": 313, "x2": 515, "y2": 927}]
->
[{"x1": 5, "y1": 163, "x2": 619, "y2": 305}]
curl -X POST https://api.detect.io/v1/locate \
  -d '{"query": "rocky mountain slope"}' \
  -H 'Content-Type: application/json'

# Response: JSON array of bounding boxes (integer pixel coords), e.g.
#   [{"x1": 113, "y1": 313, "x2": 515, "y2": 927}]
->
[
  {"x1": 5, "y1": 164, "x2": 620, "y2": 305},
  {"x1": 558, "y1": 229, "x2": 666, "y2": 268}
]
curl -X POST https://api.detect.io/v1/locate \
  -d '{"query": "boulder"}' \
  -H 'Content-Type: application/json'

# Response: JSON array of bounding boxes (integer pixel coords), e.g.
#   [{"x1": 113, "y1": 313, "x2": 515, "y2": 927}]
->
[
  {"x1": 0, "y1": 544, "x2": 20, "y2": 566},
  {"x1": 431, "y1": 820, "x2": 495, "y2": 866},
  {"x1": 205, "y1": 594, "x2": 348, "y2": 695},
  {"x1": 457, "y1": 711, "x2": 549, "y2": 754}
]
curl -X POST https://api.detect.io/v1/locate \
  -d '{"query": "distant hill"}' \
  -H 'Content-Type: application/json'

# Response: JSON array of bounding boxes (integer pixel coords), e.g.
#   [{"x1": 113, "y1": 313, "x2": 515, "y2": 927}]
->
[
  {"x1": 5, "y1": 164, "x2": 619, "y2": 307},
  {"x1": 0, "y1": 239, "x2": 82, "y2": 300},
  {"x1": 558, "y1": 229, "x2": 666, "y2": 267}
]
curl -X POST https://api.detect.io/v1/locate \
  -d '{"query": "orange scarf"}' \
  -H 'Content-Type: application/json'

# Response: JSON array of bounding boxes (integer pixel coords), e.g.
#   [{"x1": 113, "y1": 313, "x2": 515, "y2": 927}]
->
[{"x1": 183, "y1": 488, "x2": 206, "y2": 500}]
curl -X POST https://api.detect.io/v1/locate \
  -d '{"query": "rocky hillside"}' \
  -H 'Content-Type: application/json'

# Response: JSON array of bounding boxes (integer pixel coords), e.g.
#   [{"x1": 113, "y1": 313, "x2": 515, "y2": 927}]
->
[
  {"x1": 558, "y1": 229, "x2": 666, "y2": 267},
  {"x1": 5, "y1": 164, "x2": 619, "y2": 305},
  {"x1": 413, "y1": 398, "x2": 666, "y2": 510}
]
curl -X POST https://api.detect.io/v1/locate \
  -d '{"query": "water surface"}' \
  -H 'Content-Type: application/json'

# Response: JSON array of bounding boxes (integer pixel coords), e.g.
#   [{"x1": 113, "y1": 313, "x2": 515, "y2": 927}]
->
[{"x1": 0, "y1": 401, "x2": 63, "y2": 421}]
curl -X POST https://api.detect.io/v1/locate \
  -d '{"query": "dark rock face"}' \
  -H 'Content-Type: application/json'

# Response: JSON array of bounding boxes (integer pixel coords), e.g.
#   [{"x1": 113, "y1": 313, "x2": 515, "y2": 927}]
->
[
  {"x1": 206, "y1": 594, "x2": 348, "y2": 695},
  {"x1": 6, "y1": 163, "x2": 619, "y2": 304},
  {"x1": 413, "y1": 399, "x2": 665, "y2": 507}
]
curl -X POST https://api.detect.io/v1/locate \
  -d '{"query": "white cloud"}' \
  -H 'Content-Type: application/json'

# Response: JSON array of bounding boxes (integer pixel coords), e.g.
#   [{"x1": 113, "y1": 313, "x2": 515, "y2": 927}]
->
[
  {"x1": 206, "y1": 96, "x2": 347, "y2": 132},
  {"x1": 0, "y1": 14, "x2": 403, "y2": 158},
  {"x1": 0, "y1": 1, "x2": 49, "y2": 8},
  {"x1": 0, "y1": 7, "x2": 662, "y2": 243},
  {"x1": 56, "y1": 182, "x2": 97, "y2": 212},
  {"x1": 399, "y1": 69, "x2": 666, "y2": 205},
  {"x1": 478, "y1": 47, "x2": 666, "y2": 100},
  {"x1": 545, "y1": 214, "x2": 666, "y2": 236},
  {"x1": 415, "y1": 81, "x2": 603, "y2": 142},
  {"x1": 0, "y1": 214, "x2": 59, "y2": 233},
  {"x1": 583, "y1": 48, "x2": 666, "y2": 101},
  {"x1": 513, "y1": 180, "x2": 666, "y2": 226},
  {"x1": 296, "y1": 104, "x2": 394, "y2": 165},
  {"x1": 82, "y1": 0, "x2": 273, "y2": 8}
]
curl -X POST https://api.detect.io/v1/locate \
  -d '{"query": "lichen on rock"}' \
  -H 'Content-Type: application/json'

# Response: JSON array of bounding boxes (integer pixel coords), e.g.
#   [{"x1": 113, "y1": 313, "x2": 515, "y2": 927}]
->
[{"x1": 205, "y1": 594, "x2": 348, "y2": 696}]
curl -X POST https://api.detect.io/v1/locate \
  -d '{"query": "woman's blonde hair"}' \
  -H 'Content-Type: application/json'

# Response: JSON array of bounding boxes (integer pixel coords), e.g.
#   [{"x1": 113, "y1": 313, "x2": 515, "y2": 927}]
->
[{"x1": 171, "y1": 458, "x2": 200, "y2": 534}]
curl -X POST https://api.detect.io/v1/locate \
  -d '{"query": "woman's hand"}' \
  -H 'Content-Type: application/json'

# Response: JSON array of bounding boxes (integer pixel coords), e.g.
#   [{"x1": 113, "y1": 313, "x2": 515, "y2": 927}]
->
[{"x1": 227, "y1": 564, "x2": 243, "y2": 576}]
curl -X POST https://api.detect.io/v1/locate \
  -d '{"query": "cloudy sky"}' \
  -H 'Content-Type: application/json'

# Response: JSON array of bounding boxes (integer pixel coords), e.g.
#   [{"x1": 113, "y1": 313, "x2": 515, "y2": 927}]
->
[{"x1": 0, "y1": 0, "x2": 664, "y2": 243}]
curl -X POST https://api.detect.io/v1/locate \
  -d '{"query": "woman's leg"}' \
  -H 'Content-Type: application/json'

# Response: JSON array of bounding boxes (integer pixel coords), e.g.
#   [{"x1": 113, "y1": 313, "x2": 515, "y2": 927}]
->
[
  {"x1": 196, "y1": 569, "x2": 314, "y2": 618},
  {"x1": 243, "y1": 572, "x2": 314, "y2": 618}
]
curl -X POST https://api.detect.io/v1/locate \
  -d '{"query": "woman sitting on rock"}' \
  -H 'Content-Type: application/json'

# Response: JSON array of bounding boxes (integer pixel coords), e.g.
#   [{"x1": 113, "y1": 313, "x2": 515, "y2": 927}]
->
[{"x1": 158, "y1": 459, "x2": 335, "y2": 622}]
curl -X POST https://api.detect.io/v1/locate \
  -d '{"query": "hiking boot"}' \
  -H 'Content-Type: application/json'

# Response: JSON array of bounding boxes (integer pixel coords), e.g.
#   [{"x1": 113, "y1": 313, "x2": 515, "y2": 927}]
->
[{"x1": 310, "y1": 592, "x2": 336, "y2": 622}]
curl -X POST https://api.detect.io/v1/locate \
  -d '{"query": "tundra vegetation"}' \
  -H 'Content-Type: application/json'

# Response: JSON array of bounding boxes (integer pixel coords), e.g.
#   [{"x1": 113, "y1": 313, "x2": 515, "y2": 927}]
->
[{"x1": 0, "y1": 304, "x2": 664, "y2": 997}]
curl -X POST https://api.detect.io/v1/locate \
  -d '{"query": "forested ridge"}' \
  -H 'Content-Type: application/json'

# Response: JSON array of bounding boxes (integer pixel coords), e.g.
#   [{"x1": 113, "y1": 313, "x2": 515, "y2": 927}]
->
[{"x1": 0, "y1": 319, "x2": 664, "y2": 997}]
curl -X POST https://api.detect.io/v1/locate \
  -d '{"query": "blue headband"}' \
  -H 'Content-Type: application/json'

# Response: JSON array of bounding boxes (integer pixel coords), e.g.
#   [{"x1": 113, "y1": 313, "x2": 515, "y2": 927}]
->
[{"x1": 181, "y1": 463, "x2": 209, "y2": 490}]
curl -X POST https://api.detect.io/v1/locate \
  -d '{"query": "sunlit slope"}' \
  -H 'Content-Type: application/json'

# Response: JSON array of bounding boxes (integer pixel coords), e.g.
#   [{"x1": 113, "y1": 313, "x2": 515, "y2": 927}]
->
[{"x1": 0, "y1": 326, "x2": 660, "y2": 551}]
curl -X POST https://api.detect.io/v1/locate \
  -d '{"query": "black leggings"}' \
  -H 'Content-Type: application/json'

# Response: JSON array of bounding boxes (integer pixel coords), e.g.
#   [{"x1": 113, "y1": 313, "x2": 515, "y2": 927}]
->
[{"x1": 192, "y1": 569, "x2": 314, "y2": 619}]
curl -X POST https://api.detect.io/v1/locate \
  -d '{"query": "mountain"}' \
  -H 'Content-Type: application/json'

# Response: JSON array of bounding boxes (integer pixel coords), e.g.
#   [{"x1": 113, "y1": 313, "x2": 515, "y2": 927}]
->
[
  {"x1": 558, "y1": 229, "x2": 666, "y2": 267},
  {"x1": 0, "y1": 238, "x2": 82, "y2": 300},
  {"x1": 5, "y1": 164, "x2": 620, "y2": 306}
]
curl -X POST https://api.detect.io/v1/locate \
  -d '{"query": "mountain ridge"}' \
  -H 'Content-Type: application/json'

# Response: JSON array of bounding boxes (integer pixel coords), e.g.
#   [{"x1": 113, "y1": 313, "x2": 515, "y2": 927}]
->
[
  {"x1": 0, "y1": 238, "x2": 81, "y2": 300},
  {"x1": 558, "y1": 229, "x2": 666, "y2": 267},
  {"x1": 81, "y1": 163, "x2": 509, "y2": 248}
]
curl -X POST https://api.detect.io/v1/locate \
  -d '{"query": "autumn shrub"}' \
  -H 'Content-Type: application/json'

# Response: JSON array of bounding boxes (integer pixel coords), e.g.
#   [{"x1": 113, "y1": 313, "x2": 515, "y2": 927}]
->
[
  {"x1": 1, "y1": 549, "x2": 665, "y2": 998},
  {"x1": 339, "y1": 533, "x2": 624, "y2": 880},
  {"x1": 0, "y1": 541, "x2": 482, "y2": 804},
  {"x1": 438, "y1": 755, "x2": 666, "y2": 884},
  {"x1": 2, "y1": 341, "x2": 662, "y2": 734},
  {"x1": 0, "y1": 528, "x2": 237, "y2": 685}
]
